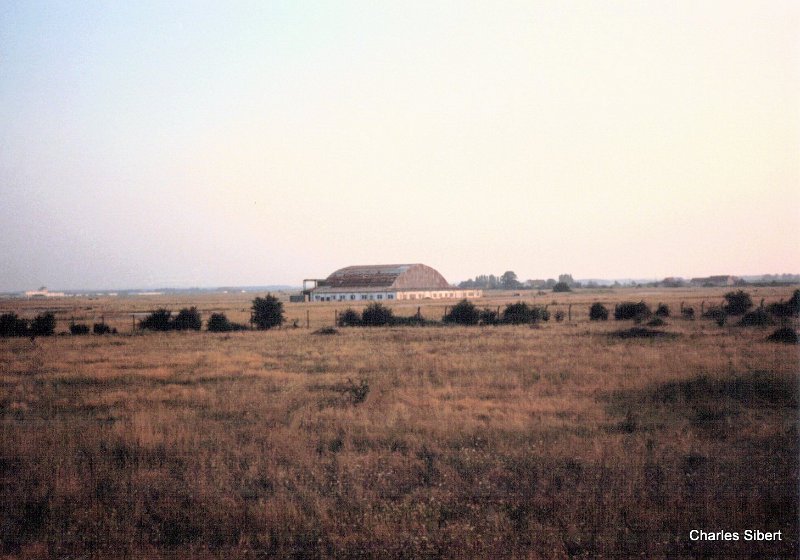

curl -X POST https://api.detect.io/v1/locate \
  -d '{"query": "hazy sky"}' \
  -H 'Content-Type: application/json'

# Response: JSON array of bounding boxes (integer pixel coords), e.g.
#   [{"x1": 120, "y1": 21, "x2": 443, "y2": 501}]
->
[{"x1": 1, "y1": 1, "x2": 798, "y2": 291}]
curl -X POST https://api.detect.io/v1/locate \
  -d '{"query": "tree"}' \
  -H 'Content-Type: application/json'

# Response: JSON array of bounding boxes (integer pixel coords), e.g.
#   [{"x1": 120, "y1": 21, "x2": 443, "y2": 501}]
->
[
  {"x1": 252, "y1": 294, "x2": 284, "y2": 330},
  {"x1": 443, "y1": 299, "x2": 480, "y2": 325},
  {"x1": 552, "y1": 282, "x2": 572, "y2": 292},
  {"x1": 500, "y1": 271, "x2": 521, "y2": 290},
  {"x1": 558, "y1": 274, "x2": 575, "y2": 286}
]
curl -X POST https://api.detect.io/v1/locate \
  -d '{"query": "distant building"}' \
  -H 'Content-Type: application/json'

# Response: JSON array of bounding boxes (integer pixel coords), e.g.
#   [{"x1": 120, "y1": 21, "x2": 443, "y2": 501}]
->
[
  {"x1": 25, "y1": 287, "x2": 65, "y2": 298},
  {"x1": 303, "y1": 264, "x2": 482, "y2": 302},
  {"x1": 689, "y1": 275, "x2": 739, "y2": 287}
]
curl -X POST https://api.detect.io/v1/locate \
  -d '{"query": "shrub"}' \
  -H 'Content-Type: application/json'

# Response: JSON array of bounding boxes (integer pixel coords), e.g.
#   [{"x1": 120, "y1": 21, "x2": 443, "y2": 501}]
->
[
  {"x1": 501, "y1": 303, "x2": 549, "y2": 324},
  {"x1": 361, "y1": 303, "x2": 394, "y2": 326},
  {"x1": 552, "y1": 282, "x2": 572, "y2": 293},
  {"x1": 70, "y1": 324, "x2": 90, "y2": 335},
  {"x1": 337, "y1": 309, "x2": 362, "y2": 327},
  {"x1": 766, "y1": 327, "x2": 798, "y2": 344},
  {"x1": 681, "y1": 307, "x2": 695, "y2": 320},
  {"x1": 502, "y1": 303, "x2": 532, "y2": 324},
  {"x1": 29, "y1": 312, "x2": 56, "y2": 337},
  {"x1": 647, "y1": 317, "x2": 666, "y2": 327},
  {"x1": 655, "y1": 304, "x2": 670, "y2": 318},
  {"x1": 313, "y1": 327, "x2": 338, "y2": 335},
  {"x1": 443, "y1": 299, "x2": 479, "y2": 325},
  {"x1": 766, "y1": 290, "x2": 800, "y2": 319},
  {"x1": 207, "y1": 312, "x2": 236, "y2": 332},
  {"x1": 554, "y1": 310, "x2": 565, "y2": 322},
  {"x1": 589, "y1": 303, "x2": 609, "y2": 321},
  {"x1": 614, "y1": 302, "x2": 651, "y2": 321},
  {"x1": 93, "y1": 323, "x2": 113, "y2": 335},
  {"x1": 739, "y1": 308, "x2": 773, "y2": 327},
  {"x1": 479, "y1": 308, "x2": 499, "y2": 325},
  {"x1": 0, "y1": 313, "x2": 28, "y2": 337},
  {"x1": 252, "y1": 294, "x2": 284, "y2": 330},
  {"x1": 723, "y1": 290, "x2": 753, "y2": 316},
  {"x1": 139, "y1": 309, "x2": 173, "y2": 331},
  {"x1": 173, "y1": 307, "x2": 202, "y2": 331}
]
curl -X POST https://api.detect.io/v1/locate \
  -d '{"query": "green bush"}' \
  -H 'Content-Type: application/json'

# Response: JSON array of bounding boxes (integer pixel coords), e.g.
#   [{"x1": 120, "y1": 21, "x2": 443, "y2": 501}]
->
[
  {"x1": 614, "y1": 302, "x2": 651, "y2": 321},
  {"x1": 337, "y1": 309, "x2": 362, "y2": 327},
  {"x1": 0, "y1": 313, "x2": 28, "y2": 337},
  {"x1": 93, "y1": 323, "x2": 113, "y2": 335},
  {"x1": 479, "y1": 308, "x2": 499, "y2": 325},
  {"x1": 252, "y1": 294, "x2": 284, "y2": 330},
  {"x1": 70, "y1": 324, "x2": 90, "y2": 335},
  {"x1": 139, "y1": 309, "x2": 173, "y2": 331},
  {"x1": 501, "y1": 303, "x2": 549, "y2": 324},
  {"x1": 723, "y1": 290, "x2": 753, "y2": 316},
  {"x1": 552, "y1": 282, "x2": 572, "y2": 293},
  {"x1": 589, "y1": 303, "x2": 609, "y2": 321},
  {"x1": 173, "y1": 307, "x2": 202, "y2": 331},
  {"x1": 655, "y1": 304, "x2": 670, "y2": 318},
  {"x1": 207, "y1": 312, "x2": 247, "y2": 332},
  {"x1": 739, "y1": 308, "x2": 773, "y2": 327},
  {"x1": 443, "y1": 299, "x2": 480, "y2": 325},
  {"x1": 29, "y1": 312, "x2": 56, "y2": 337},
  {"x1": 766, "y1": 290, "x2": 800, "y2": 319},
  {"x1": 361, "y1": 303, "x2": 394, "y2": 326}
]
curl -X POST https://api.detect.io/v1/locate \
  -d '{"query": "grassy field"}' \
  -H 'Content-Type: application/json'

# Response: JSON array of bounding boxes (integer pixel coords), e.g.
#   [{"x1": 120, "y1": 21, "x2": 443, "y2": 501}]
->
[{"x1": 1, "y1": 287, "x2": 797, "y2": 559}]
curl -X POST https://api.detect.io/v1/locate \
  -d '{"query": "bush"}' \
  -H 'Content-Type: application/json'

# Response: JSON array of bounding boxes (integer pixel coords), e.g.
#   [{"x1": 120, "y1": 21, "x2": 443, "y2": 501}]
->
[
  {"x1": 0, "y1": 313, "x2": 28, "y2": 337},
  {"x1": 655, "y1": 304, "x2": 670, "y2": 318},
  {"x1": 252, "y1": 294, "x2": 284, "y2": 330},
  {"x1": 554, "y1": 310, "x2": 565, "y2": 322},
  {"x1": 207, "y1": 312, "x2": 229, "y2": 332},
  {"x1": 739, "y1": 308, "x2": 773, "y2": 327},
  {"x1": 614, "y1": 302, "x2": 651, "y2": 321},
  {"x1": 29, "y1": 312, "x2": 56, "y2": 337},
  {"x1": 139, "y1": 309, "x2": 173, "y2": 331},
  {"x1": 766, "y1": 327, "x2": 798, "y2": 344},
  {"x1": 589, "y1": 303, "x2": 609, "y2": 321},
  {"x1": 361, "y1": 303, "x2": 394, "y2": 326},
  {"x1": 723, "y1": 290, "x2": 753, "y2": 316},
  {"x1": 767, "y1": 290, "x2": 800, "y2": 319},
  {"x1": 647, "y1": 317, "x2": 666, "y2": 327},
  {"x1": 479, "y1": 308, "x2": 499, "y2": 325},
  {"x1": 552, "y1": 282, "x2": 572, "y2": 293},
  {"x1": 93, "y1": 323, "x2": 113, "y2": 335},
  {"x1": 173, "y1": 307, "x2": 202, "y2": 331},
  {"x1": 70, "y1": 324, "x2": 90, "y2": 335},
  {"x1": 313, "y1": 327, "x2": 338, "y2": 335},
  {"x1": 443, "y1": 299, "x2": 479, "y2": 325},
  {"x1": 502, "y1": 303, "x2": 532, "y2": 324},
  {"x1": 501, "y1": 303, "x2": 549, "y2": 324},
  {"x1": 337, "y1": 309, "x2": 362, "y2": 327}
]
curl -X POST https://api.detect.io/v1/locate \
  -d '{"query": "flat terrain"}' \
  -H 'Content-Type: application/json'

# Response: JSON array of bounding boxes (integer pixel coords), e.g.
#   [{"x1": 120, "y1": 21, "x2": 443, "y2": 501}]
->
[{"x1": 1, "y1": 288, "x2": 797, "y2": 559}]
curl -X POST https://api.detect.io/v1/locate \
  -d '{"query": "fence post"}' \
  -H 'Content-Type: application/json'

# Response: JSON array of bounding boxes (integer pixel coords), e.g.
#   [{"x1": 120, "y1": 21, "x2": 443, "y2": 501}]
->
[
  {"x1": 306, "y1": 310, "x2": 310, "y2": 329},
  {"x1": 335, "y1": 309, "x2": 338, "y2": 326},
  {"x1": 568, "y1": 304, "x2": 572, "y2": 322}
]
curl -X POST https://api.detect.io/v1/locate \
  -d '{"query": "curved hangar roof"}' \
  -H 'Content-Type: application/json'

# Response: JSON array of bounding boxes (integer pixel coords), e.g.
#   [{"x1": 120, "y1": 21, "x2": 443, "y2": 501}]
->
[{"x1": 321, "y1": 264, "x2": 450, "y2": 291}]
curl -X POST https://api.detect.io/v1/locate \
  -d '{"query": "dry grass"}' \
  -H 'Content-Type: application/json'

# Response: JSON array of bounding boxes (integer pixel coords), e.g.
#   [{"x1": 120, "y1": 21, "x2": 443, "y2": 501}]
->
[{"x1": 0, "y1": 288, "x2": 797, "y2": 559}]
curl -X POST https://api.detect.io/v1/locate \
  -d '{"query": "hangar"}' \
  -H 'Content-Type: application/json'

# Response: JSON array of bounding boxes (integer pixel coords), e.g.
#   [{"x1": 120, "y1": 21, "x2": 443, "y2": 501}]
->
[{"x1": 302, "y1": 264, "x2": 481, "y2": 302}]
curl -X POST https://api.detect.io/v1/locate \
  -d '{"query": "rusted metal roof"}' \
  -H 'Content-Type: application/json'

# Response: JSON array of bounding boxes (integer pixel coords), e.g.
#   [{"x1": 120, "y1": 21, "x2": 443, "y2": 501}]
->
[{"x1": 317, "y1": 264, "x2": 450, "y2": 290}]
